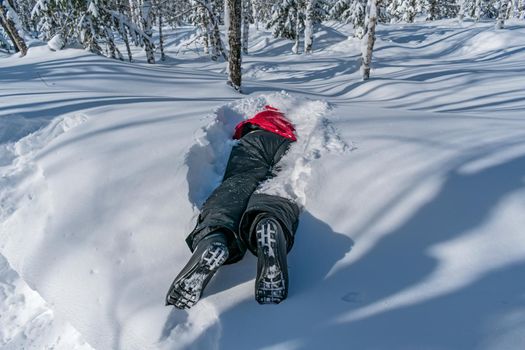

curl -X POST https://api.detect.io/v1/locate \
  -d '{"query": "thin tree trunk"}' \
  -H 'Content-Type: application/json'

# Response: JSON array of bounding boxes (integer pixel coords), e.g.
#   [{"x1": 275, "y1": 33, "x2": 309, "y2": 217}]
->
[
  {"x1": 212, "y1": 19, "x2": 227, "y2": 60},
  {"x1": 474, "y1": 0, "x2": 482, "y2": 21},
  {"x1": 107, "y1": 29, "x2": 118, "y2": 59},
  {"x1": 141, "y1": 0, "x2": 155, "y2": 63},
  {"x1": 130, "y1": 0, "x2": 140, "y2": 29},
  {"x1": 119, "y1": 0, "x2": 133, "y2": 61},
  {"x1": 224, "y1": 0, "x2": 230, "y2": 37},
  {"x1": 496, "y1": 0, "x2": 509, "y2": 29},
  {"x1": 123, "y1": 30, "x2": 133, "y2": 62},
  {"x1": 227, "y1": 0, "x2": 242, "y2": 91},
  {"x1": 0, "y1": 2, "x2": 27, "y2": 56},
  {"x1": 292, "y1": 8, "x2": 300, "y2": 54},
  {"x1": 519, "y1": 0, "x2": 525, "y2": 19},
  {"x1": 427, "y1": 0, "x2": 437, "y2": 20},
  {"x1": 304, "y1": 0, "x2": 315, "y2": 54},
  {"x1": 506, "y1": 0, "x2": 515, "y2": 18},
  {"x1": 242, "y1": 0, "x2": 250, "y2": 54},
  {"x1": 202, "y1": 19, "x2": 210, "y2": 54},
  {"x1": 209, "y1": 17, "x2": 226, "y2": 60},
  {"x1": 362, "y1": 0, "x2": 378, "y2": 81},
  {"x1": 157, "y1": 0, "x2": 165, "y2": 61},
  {"x1": 458, "y1": 0, "x2": 466, "y2": 22}
]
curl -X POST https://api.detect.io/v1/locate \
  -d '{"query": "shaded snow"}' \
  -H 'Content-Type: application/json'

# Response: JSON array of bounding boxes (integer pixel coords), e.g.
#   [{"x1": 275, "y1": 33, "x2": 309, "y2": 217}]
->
[{"x1": 1, "y1": 19, "x2": 525, "y2": 350}]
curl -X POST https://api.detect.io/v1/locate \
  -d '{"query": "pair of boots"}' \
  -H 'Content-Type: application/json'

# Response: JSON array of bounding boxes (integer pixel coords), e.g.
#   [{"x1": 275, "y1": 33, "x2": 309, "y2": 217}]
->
[{"x1": 166, "y1": 216, "x2": 288, "y2": 309}]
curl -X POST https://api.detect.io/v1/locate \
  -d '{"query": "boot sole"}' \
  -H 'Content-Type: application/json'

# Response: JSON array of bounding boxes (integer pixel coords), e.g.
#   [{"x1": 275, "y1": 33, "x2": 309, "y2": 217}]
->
[
  {"x1": 166, "y1": 242, "x2": 228, "y2": 309},
  {"x1": 255, "y1": 218, "x2": 287, "y2": 304}
]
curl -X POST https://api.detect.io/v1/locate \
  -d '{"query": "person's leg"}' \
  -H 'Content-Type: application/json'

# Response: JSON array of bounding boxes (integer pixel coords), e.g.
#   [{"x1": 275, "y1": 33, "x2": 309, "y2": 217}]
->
[
  {"x1": 165, "y1": 232, "x2": 229, "y2": 309},
  {"x1": 185, "y1": 130, "x2": 293, "y2": 263},
  {"x1": 240, "y1": 194, "x2": 301, "y2": 304},
  {"x1": 167, "y1": 130, "x2": 292, "y2": 308}
]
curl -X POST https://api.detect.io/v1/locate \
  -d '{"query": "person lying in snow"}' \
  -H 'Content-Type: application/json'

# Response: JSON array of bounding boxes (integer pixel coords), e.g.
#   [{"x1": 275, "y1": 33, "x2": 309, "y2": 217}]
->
[{"x1": 166, "y1": 105, "x2": 301, "y2": 309}]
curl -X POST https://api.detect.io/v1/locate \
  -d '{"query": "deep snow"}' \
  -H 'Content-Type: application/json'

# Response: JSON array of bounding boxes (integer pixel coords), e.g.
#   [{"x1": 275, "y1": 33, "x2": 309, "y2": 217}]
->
[{"x1": 1, "y1": 19, "x2": 525, "y2": 350}]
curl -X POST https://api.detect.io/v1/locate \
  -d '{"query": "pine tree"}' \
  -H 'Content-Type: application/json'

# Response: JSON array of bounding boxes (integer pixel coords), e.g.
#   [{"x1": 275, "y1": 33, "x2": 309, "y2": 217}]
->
[
  {"x1": 426, "y1": 0, "x2": 438, "y2": 19},
  {"x1": 330, "y1": 0, "x2": 367, "y2": 38},
  {"x1": 267, "y1": 0, "x2": 302, "y2": 42},
  {"x1": 189, "y1": 0, "x2": 226, "y2": 60},
  {"x1": 30, "y1": 0, "x2": 154, "y2": 60},
  {"x1": 10, "y1": 0, "x2": 34, "y2": 34},
  {"x1": 387, "y1": 0, "x2": 422, "y2": 22},
  {"x1": 252, "y1": 0, "x2": 273, "y2": 29},
  {"x1": 266, "y1": 0, "x2": 304, "y2": 53}
]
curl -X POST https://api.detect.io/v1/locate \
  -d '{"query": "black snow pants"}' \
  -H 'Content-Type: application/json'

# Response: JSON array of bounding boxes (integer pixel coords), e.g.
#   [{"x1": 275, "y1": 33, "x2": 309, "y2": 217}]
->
[{"x1": 185, "y1": 129, "x2": 301, "y2": 264}]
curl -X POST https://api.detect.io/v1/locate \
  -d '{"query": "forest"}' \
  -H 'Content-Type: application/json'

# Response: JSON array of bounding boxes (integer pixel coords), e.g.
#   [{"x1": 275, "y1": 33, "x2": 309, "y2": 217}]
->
[{"x1": 2, "y1": 0, "x2": 523, "y2": 87}]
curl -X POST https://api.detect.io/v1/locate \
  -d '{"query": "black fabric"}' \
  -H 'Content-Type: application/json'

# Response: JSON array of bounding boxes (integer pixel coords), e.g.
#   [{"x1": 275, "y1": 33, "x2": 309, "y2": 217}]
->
[
  {"x1": 241, "y1": 195, "x2": 300, "y2": 256},
  {"x1": 185, "y1": 129, "x2": 300, "y2": 264}
]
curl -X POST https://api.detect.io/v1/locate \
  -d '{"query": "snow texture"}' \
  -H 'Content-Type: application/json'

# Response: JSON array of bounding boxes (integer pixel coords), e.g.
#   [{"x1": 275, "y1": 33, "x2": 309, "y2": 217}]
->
[
  {"x1": 0, "y1": 254, "x2": 92, "y2": 349},
  {"x1": 47, "y1": 34, "x2": 65, "y2": 51},
  {"x1": 1, "y1": 19, "x2": 525, "y2": 350},
  {"x1": 186, "y1": 92, "x2": 348, "y2": 209}
]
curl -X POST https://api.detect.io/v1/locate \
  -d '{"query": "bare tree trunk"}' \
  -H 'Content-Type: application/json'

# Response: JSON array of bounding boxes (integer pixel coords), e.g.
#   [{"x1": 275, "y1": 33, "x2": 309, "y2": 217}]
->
[
  {"x1": 304, "y1": 0, "x2": 315, "y2": 54},
  {"x1": 242, "y1": 0, "x2": 251, "y2": 54},
  {"x1": 118, "y1": 0, "x2": 133, "y2": 61},
  {"x1": 209, "y1": 17, "x2": 227, "y2": 60},
  {"x1": 156, "y1": 1, "x2": 165, "y2": 61},
  {"x1": 141, "y1": 0, "x2": 155, "y2": 63},
  {"x1": 213, "y1": 20, "x2": 227, "y2": 60},
  {"x1": 123, "y1": 30, "x2": 133, "y2": 62},
  {"x1": 506, "y1": 0, "x2": 515, "y2": 18},
  {"x1": 224, "y1": 0, "x2": 230, "y2": 36},
  {"x1": 106, "y1": 29, "x2": 118, "y2": 59},
  {"x1": 362, "y1": 0, "x2": 378, "y2": 81},
  {"x1": 292, "y1": 8, "x2": 300, "y2": 54},
  {"x1": 202, "y1": 21, "x2": 210, "y2": 54},
  {"x1": 496, "y1": 0, "x2": 509, "y2": 29},
  {"x1": 0, "y1": 2, "x2": 27, "y2": 56},
  {"x1": 130, "y1": 0, "x2": 140, "y2": 28},
  {"x1": 519, "y1": 0, "x2": 525, "y2": 19},
  {"x1": 474, "y1": 0, "x2": 482, "y2": 21},
  {"x1": 458, "y1": 0, "x2": 466, "y2": 22},
  {"x1": 227, "y1": 0, "x2": 242, "y2": 91}
]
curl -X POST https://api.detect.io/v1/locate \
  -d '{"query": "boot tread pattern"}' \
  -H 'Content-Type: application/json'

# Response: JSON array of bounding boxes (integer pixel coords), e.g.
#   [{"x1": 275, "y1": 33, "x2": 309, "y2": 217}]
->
[
  {"x1": 167, "y1": 242, "x2": 228, "y2": 309},
  {"x1": 256, "y1": 218, "x2": 286, "y2": 304}
]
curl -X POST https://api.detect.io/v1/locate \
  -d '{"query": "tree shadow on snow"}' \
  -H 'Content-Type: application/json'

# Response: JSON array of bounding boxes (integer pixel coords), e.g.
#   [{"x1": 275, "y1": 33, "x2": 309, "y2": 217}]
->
[{"x1": 187, "y1": 152, "x2": 525, "y2": 349}]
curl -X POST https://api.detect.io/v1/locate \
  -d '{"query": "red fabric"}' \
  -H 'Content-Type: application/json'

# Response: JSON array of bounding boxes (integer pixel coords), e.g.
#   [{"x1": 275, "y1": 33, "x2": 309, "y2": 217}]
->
[{"x1": 233, "y1": 105, "x2": 297, "y2": 141}]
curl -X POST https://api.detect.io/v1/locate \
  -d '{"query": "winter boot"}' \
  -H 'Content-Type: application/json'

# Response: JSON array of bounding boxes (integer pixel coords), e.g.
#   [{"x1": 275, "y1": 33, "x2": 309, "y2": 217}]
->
[
  {"x1": 254, "y1": 216, "x2": 289, "y2": 304},
  {"x1": 166, "y1": 232, "x2": 229, "y2": 309}
]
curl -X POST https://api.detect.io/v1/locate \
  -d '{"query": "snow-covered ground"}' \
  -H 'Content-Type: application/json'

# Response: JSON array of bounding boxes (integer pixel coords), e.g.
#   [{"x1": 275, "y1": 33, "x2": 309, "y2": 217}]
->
[{"x1": 1, "y1": 19, "x2": 525, "y2": 349}]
